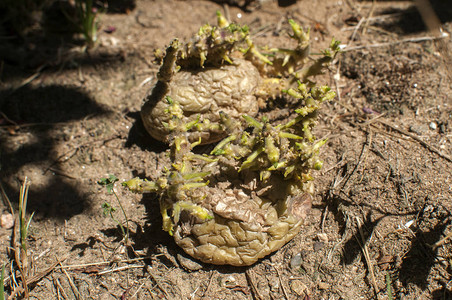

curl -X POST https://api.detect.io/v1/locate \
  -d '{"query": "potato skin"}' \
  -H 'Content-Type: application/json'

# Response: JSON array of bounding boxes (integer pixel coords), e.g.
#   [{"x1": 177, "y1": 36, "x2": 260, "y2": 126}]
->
[
  {"x1": 141, "y1": 59, "x2": 260, "y2": 144},
  {"x1": 172, "y1": 187, "x2": 312, "y2": 266}
]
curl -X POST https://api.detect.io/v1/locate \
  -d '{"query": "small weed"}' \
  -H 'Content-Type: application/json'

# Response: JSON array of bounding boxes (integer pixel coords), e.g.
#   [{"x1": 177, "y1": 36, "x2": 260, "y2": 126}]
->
[
  {"x1": 10, "y1": 177, "x2": 35, "y2": 298},
  {"x1": 386, "y1": 272, "x2": 393, "y2": 300},
  {"x1": 75, "y1": 0, "x2": 99, "y2": 47},
  {"x1": 0, "y1": 264, "x2": 5, "y2": 300},
  {"x1": 98, "y1": 175, "x2": 130, "y2": 244},
  {"x1": 19, "y1": 177, "x2": 34, "y2": 257},
  {"x1": 62, "y1": 0, "x2": 101, "y2": 47},
  {"x1": 17, "y1": 177, "x2": 34, "y2": 297}
]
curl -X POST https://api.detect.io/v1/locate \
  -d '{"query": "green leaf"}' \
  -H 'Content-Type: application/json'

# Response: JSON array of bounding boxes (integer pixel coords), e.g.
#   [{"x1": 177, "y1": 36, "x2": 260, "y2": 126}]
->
[
  {"x1": 102, "y1": 202, "x2": 116, "y2": 216},
  {"x1": 98, "y1": 174, "x2": 118, "y2": 194}
]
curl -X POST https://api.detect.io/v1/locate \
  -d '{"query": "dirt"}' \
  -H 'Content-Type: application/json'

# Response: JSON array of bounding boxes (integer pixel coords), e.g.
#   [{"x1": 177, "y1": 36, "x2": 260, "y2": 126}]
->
[{"x1": 0, "y1": 0, "x2": 451, "y2": 299}]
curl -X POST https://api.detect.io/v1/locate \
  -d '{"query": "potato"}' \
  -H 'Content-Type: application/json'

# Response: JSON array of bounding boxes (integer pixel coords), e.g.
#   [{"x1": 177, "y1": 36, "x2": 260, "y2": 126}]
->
[
  {"x1": 141, "y1": 59, "x2": 260, "y2": 144},
  {"x1": 171, "y1": 179, "x2": 313, "y2": 266},
  {"x1": 125, "y1": 15, "x2": 339, "y2": 266}
]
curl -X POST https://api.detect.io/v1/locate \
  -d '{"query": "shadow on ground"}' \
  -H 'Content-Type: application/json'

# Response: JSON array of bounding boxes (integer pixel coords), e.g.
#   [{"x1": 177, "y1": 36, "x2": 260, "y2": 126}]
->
[
  {"x1": 125, "y1": 112, "x2": 168, "y2": 153},
  {"x1": 399, "y1": 201, "x2": 451, "y2": 291},
  {"x1": 0, "y1": 0, "x2": 134, "y2": 83},
  {"x1": 0, "y1": 84, "x2": 108, "y2": 219},
  {"x1": 362, "y1": 0, "x2": 452, "y2": 35},
  {"x1": 132, "y1": 192, "x2": 181, "y2": 267},
  {"x1": 323, "y1": 166, "x2": 451, "y2": 294}
]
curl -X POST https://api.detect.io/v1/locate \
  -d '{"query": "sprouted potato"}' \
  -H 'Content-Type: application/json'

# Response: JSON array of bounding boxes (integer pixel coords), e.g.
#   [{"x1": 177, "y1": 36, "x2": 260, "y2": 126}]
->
[{"x1": 126, "y1": 13, "x2": 340, "y2": 266}]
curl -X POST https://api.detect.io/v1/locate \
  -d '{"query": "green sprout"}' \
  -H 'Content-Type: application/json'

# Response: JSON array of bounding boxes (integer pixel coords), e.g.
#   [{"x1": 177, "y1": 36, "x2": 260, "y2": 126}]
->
[
  {"x1": 386, "y1": 272, "x2": 393, "y2": 300},
  {"x1": 176, "y1": 13, "x2": 250, "y2": 68},
  {"x1": 0, "y1": 264, "x2": 5, "y2": 300},
  {"x1": 98, "y1": 175, "x2": 129, "y2": 244},
  {"x1": 62, "y1": 0, "x2": 101, "y2": 48},
  {"x1": 14, "y1": 177, "x2": 35, "y2": 298},
  {"x1": 209, "y1": 81, "x2": 334, "y2": 192},
  {"x1": 75, "y1": 0, "x2": 99, "y2": 47},
  {"x1": 123, "y1": 168, "x2": 212, "y2": 236},
  {"x1": 19, "y1": 178, "x2": 34, "y2": 256},
  {"x1": 124, "y1": 103, "x2": 215, "y2": 235}
]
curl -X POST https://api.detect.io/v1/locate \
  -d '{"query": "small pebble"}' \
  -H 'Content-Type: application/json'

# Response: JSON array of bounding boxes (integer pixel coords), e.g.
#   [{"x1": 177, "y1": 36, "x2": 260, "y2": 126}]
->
[
  {"x1": 318, "y1": 282, "x2": 329, "y2": 290},
  {"x1": 218, "y1": 275, "x2": 236, "y2": 287},
  {"x1": 1, "y1": 213, "x2": 14, "y2": 229},
  {"x1": 409, "y1": 124, "x2": 429, "y2": 135},
  {"x1": 290, "y1": 280, "x2": 307, "y2": 296},
  {"x1": 313, "y1": 241, "x2": 325, "y2": 252},
  {"x1": 290, "y1": 252, "x2": 302, "y2": 269},
  {"x1": 429, "y1": 122, "x2": 437, "y2": 130},
  {"x1": 317, "y1": 233, "x2": 328, "y2": 243}
]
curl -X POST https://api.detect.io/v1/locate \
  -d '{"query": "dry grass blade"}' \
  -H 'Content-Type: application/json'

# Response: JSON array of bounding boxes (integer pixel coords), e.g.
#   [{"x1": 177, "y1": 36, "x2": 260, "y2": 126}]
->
[
  {"x1": 53, "y1": 276, "x2": 70, "y2": 300},
  {"x1": 9, "y1": 177, "x2": 34, "y2": 299},
  {"x1": 0, "y1": 182, "x2": 14, "y2": 214},
  {"x1": 355, "y1": 217, "x2": 378, "y2": 297},
  {"x1": 274, "y1": 266, "x2": 290, "y2": 300},
  {"x1": 60, "y1": 266, "x2": 82, "y2": 300},
  {"x1": 343, "y1": 35, "x2": 447, "y2": 51},
  {"x1": 56, "y1": 256, "x2": 151, "y2": 270},
  {"x1": 361, "y1": 0, "x2": 376, "y2": 36},
  {"x1": 9, "y1": 254, "x2": 69, "y2": 297},
  {"x1": 245, "y1": 268, "x2": 263, "y2": 300},
  {"x1": 375, "y1": 120, "x2": 452, "y2": 163},
  {"x1": 130, "y1": 275, "x2": 151, "y2": 299},
  {"x1": 146, "y1": 266, "x2": 170, "y2": 299},
  {"x1": 414, "y1": 0, "x2": 452, "y2": 82},
  {"x1": 94, "y1": 264, "x2": 143, "y2": 276}
]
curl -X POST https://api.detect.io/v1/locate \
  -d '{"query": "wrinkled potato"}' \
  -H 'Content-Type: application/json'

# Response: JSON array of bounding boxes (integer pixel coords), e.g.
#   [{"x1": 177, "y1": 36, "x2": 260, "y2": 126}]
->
[
  {"x1": 125, "y1": 81, "x2": 337, "y2": 266},
  {"x1": 125, "y1": 14, "x2": 340, "y2": 266},
  {"x1": 139, "y1": 13, "x2": 333, "y2": 145},
  {"x1": 172, "y1": 179, "x2": 313, "y2": 266},
  {"x1": 141, "y1": 58, "x2": 260, "y2": 144}
]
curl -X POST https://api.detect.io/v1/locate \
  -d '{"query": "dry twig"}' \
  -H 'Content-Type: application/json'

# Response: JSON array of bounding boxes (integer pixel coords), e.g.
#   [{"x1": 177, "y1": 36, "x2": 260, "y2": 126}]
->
[
  {"x1": 245, "y1": 268, "x2": 263, "y2": 300},
  {"x1": 375, "y1": 120, "x2": 452, "y2": 163},
  {"x1": 60, "y1": 266, "x2": 82, "y2": 300},
  {"x1": 431, "y1": 231, "x2": 452, "y2": 250},
  {"x1": 146, "y1": 266, "x2": 170, "y2": 299},
  {"x1": 274, "y1": 265, "x2": 290, "y2": 300},
  {"x1": 355, "y1": 217, "x2": 378, "y2": 297},
  {"x1": 343, "y1": 35, "x2": 447, "y2": 52},
  {"x1": 200, "y1": 271, "x2": 214, "y2": 299}
]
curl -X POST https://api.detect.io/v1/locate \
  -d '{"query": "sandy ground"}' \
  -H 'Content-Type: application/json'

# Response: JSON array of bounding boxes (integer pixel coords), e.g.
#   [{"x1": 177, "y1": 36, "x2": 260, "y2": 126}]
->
[{"x1": 0, "y1": 0, "x2": 451, "y2": 299}]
